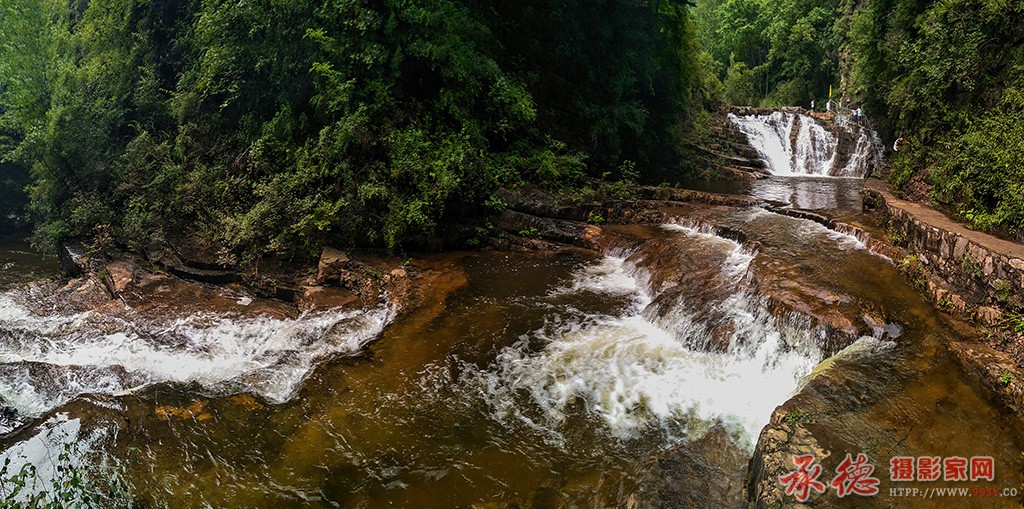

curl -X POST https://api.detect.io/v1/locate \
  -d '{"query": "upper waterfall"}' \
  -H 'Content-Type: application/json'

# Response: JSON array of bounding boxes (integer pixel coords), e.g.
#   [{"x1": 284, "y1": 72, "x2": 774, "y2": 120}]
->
[{"x1": 728, "y1": 110, "x2": 880, "y2": 178}]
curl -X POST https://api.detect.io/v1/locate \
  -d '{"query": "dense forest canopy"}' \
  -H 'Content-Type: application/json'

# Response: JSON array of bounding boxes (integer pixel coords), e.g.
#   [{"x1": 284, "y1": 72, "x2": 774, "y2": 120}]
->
[
  {"x1": 692, "y1": 0, "x2": 849, "y2": 107},
  {"x1": 2, "y1": 0, "x2": 1023, "y2": 260},
  {"x1": 849, "y1": 0, "x2": 1024, "y2": 237},
  {"x1": 0, "y1": 0, "x2": 703, "y2": 260}
]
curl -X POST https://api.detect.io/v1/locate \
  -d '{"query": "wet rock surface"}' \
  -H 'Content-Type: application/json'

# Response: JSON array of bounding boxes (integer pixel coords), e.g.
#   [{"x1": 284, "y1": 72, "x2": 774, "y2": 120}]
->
[
  {"x1": 315, "y1": 247, "x2": 351, "y2": 285},
  {"x1": 295, "y1": 285, "x2": 361, "y2": 312},
  {"x1": 18, "y1": 258, "x2": 294, "y2": 322},
  {"x1": 634, "y1": 426, "x2": 747, "y2": 508},
  {"x1": 18, "y1": 245, "x2": 433, "y2": 326},
  {"x1": 144, "y1": 236, "x2": 242, "y2": 285},
  {"x1": 57, "y1": 243, "x2": 89, "y2": 276},
  {"x1": 488, "y1": 186, "x2": 918, "y2": 358},
  {"x1": 748, "y1": 405, "x2": 834, "y2": 508},
  {"x1": 5, "y1": 180, "x2": 1024, "y2": 508},
  {"x1": 0, "y1": 399, "x2": 21, "y2": 435},
  {"x1": 949, "y1": 341, "x2": 1024, "y2": 414}
]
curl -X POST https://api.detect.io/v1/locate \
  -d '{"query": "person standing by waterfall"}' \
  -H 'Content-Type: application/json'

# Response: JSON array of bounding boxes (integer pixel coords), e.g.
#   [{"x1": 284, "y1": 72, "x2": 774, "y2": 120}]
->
[{"x1": 893, "y1": 135, "x2": 906, "y2": 152}]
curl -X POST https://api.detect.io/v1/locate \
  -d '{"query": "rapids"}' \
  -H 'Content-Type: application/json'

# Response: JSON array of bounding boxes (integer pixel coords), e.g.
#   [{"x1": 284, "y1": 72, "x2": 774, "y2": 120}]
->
[{"x1": 0, "y1": 185, "x2": 1022, "y2": 507}]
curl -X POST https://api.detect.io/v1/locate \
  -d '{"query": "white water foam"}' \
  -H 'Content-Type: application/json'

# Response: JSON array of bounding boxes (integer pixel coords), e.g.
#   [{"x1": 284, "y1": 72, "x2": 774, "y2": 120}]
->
[
  {"x1": 551, "y1": 254, "x2": 647, "y2": 302},
  {"x1": 0, "y1": 296, "x2": 393, "y2": 417},
  {"x1": 466, "y1": 228, "x2": 824, "y2": 449},
  {"x1": 800, "y1": 336, "x2": 898, "y2": 390},
  {"x1": 743, "y1": 207, "x2": 885, "y2": 257},
  {"x1": 660, "y1": 222, "x2": 755, "y2": 280},
  {"x1": 728, "y1": 112, "x2": 876, "y2": 178},
  {"x1": 0, "y1": 414, "x2": 82, "y2": 478}
]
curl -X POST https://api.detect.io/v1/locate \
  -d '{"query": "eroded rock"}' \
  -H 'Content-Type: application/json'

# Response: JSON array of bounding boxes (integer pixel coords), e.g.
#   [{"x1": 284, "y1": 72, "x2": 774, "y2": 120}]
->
[
  {"x1": 748, "y1": 407, "x2": 832, "y2": 508},
  {"x1": 316, "y1": 247, "x2": 351, "y2": 285},
  {"x1": 0, "y1": 398, "x2": 22, "y2": 436},
  {"x1": 634, "y1": 426, "x2": 747, "y2": 508},
  {"x1": 57, "y1": 243, "x2": 89, "y2": 276},
  {"x1": 949, "y1": 341, "x2": 1024, "y2": 413}
]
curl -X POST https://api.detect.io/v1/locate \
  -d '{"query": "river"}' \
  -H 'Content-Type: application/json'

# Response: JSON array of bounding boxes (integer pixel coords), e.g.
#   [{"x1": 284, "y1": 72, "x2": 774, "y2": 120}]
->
[{"x1": 0, "y1": 122, "x2": 1021, "y2": 507}]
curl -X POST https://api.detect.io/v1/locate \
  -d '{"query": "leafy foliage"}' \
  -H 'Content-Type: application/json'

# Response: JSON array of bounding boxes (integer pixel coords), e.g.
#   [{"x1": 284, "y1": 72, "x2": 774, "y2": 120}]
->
[
  {"x1": 844, "y1": 0, "x2": 1024, "y2": 237},
  {"x1": 693, "y1": 0, "x2": 848, "y2": 106},
  {"x1": 696, "y1": 0, "x2": 1024, "y2": 238},
  {"x1": 0, "y1": 0, "x2": 705, "y2": 260}
]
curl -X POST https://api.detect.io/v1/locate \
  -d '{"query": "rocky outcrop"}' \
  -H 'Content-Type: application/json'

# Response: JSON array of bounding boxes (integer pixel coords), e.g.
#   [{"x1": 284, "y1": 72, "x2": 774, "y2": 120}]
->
[
  {"x1": 696, "y1": 107, "x2": 773, "y2": 180},
  {"x1": 298, "y1": 248, "x2": 419, "y2": 312},
  {"x1": 0, "y1": 398, "x2": 21, "y2": 436},
  {"x1": 492, "y1": 186, "x2": 762, "y2": 239},
  {"x1": 633, "y1": 426, "x2": 747, "y2": 508},
  {"x1": 492, "y1": 187, "x2": 887, "y2": 353},
  {"x1": 23, "y1": 258, "x2": 296, "y2": 321},
  {"x1": 727, "y1": 106, "x2": 881, "y2": 178},
  {"x1": 57, "y1": 243, "x2": 89, "y2": 276},
  {"x1": 20, "y1": 247, "x2": 421, "y2": 327},
  {"x1": 315, "y1": 247, "x2": 351, "y2": 284},
  {"x1": 949, "y1": 341, "x2": 1024, "y2": 414},
  {"x1": 748, "y1": 408, "x2": 832, "y2": 509},
  {"x1": 146, "y1": 245, "x2": 241, "y2": 284},
  {"x1": 295, "y1": 285, "x2": 361, "y2": 312}
]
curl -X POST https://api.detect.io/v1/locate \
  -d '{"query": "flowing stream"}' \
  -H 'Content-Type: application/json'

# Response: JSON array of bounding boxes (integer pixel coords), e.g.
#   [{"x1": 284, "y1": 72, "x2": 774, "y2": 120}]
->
[{"x1": 1, "y1": 190, "x2": 1022, "y2": 507}]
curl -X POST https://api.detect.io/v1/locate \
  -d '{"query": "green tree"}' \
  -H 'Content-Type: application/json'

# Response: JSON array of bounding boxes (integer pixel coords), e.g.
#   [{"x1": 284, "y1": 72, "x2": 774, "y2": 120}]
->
[
  {"x1": 1, "y1": 0, "x2": 707, "y2": 260},
  {"x1": 723, "y1": 59, "x2": 758, "y2": 106}
]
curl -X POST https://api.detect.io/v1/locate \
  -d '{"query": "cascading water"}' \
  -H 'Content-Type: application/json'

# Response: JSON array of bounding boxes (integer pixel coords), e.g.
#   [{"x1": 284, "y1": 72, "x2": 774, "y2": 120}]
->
[
  {"x1": 0, "y1": 296, "x2": 393, "y2": 432},
  {"x1": 2, "y1": 210, "x2": 998, "y2": 508},
  {"x1": 728, "y1": 111, "x2": 878, "y2": 178},
  {"x1": 464, "y1": 224, "x2": 829, "y2": 448}
]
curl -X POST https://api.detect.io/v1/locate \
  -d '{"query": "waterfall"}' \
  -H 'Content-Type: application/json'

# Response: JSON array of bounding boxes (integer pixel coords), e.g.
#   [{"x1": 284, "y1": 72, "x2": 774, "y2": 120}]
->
[{"x1": 728, "y1": 111, "x2": 878, "y2": 178}]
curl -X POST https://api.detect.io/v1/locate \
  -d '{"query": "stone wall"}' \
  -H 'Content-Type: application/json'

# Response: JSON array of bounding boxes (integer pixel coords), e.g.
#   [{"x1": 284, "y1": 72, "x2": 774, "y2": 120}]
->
[{"x1": 863, "y1": 187, "x2": 1024, "y2": 324}]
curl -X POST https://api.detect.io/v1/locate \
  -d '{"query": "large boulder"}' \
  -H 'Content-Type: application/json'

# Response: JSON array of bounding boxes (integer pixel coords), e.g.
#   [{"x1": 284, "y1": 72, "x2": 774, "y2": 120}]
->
[
  {"x1": 57, "y1": 243, "x2": 89, "y2": 276},
  {"x1": 146, "y1": 246, "x2": 241, "y2": 284},
  {"x1": 0, "y1": 397, "x2": 21, "y2": 436},
  {"x1": 633, "y1": 426, "x2": 747, "y2": 508},
  {"x1": 316, "y1": 247, "x2": 351, "y2": 285}
]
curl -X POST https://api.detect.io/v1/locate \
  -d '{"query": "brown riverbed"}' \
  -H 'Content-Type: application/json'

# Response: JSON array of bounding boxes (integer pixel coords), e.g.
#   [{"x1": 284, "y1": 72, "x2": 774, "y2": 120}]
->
[{"x1": 0, "y1": 182, "x2": 1022, "y2": 508}]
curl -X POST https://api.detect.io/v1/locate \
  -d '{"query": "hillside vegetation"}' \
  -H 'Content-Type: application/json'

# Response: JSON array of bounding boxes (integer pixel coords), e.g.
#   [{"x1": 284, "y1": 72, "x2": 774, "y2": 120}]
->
[
  {"x1": 0, "y1": 0, "x2": 704, "y2": 261},
  {"x1": 3, "y1": 0, "x2": 1023, "y2": 261},
  {"x1": 695, "y1": 0, "x2": 1024, "y2": 239}
]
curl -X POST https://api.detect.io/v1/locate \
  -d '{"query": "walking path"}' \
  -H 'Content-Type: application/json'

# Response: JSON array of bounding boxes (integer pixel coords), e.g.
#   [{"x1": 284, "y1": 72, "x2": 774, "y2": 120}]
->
[{"x1": 865, "y1": 178, "x2": 1024, "y2": 261}]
